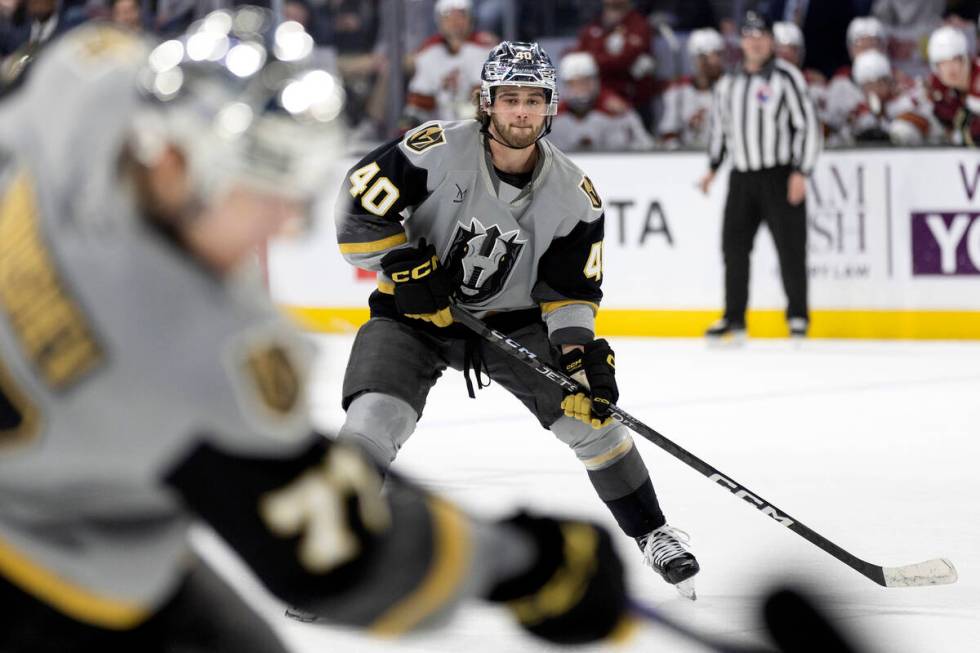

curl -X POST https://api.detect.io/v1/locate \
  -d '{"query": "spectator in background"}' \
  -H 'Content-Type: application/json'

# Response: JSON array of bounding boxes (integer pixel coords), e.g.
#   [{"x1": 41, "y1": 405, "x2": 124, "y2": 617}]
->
[
  {"x1": 402, "y1": 0, "x2": 495, "y2": 127},
  {"x1": 872, "y1": 0, "x2": 945, "y2": 28},
  {"x1": 772, "y1": 21, "x2": 824, "y2": 85},
  {"x1": 773, "y1": 21, "x2": 830, "y2": 132},
  {"x1": 550, "y1": 51, "x2": 654, "y2": 151},
  {"x1": 24, "y1": 0, "x2": 64, "y2": 46},
  {"x1": 825, "y1": 16, "x2": 895, "y2": 141},
  {"x1": 766, "y1": 0, "x2": 856, "y2": 79},
  {"x1": 326, "y1": 0, "x2": 381, "y2": 134},
  {"x1": 843, "y1": 49, "x2": 940, "y2": 144},
  {"x1": 0, "y1": 0, "x2": 28, "y2": 57},
  {"x1": 574, "y1": 0, "x2": 656, "y2": 129},
  {"x1": 657, "y1": 27, "x2": 724, "y2": 148},
  {"x1": 1, "y1": 0, "x2": 82, "y2": 80},
  {"x1": 837, "y1": 16, "x2": 888, "y2": 79},
  {"x1": 872, "y1": 0, "x2": 945, "y2": 78},
  {"x1": 109, "y1": 0, "x2": 141, "y2": 31},
  {"x1": 926, "y1": 25, "x2": 980, "y2": 145}
]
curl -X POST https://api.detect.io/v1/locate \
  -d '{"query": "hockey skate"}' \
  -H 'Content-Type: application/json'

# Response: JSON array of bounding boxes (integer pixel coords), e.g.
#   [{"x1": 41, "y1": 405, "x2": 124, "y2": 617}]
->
[
  {"x1": 636, "y1": 525, "x2": 700, "y2": 600},
  {"x1": 788, "y1": 317, "x2": 809, "y2": 339},
  {"x1": 704, "y1": 318, "x2": 746, "y2": 346}
]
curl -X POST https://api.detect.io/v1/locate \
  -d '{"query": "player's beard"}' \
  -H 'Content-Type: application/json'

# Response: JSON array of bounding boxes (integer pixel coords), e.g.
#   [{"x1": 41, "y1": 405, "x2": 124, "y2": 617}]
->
[{"x1": 490, "y1": 113, "x2": 542, "y2": 149}]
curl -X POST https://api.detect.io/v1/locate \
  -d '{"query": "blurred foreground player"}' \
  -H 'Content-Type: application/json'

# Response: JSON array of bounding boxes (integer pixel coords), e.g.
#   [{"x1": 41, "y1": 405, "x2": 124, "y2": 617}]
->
[
  {"x1": 0, "y1": 12, "x2": 633, "y2": 652},
  {"x1": 335, "y1": 41, "x2": 700, "y2": 599},
  {"x1": 926, "y1": 25, "x2": 980, "y2": 146}
]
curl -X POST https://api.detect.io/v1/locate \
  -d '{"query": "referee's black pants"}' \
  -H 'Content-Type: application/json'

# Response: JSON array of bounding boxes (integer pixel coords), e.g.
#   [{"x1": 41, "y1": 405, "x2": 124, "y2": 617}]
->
[{"x1": 722, "y1": 166, "x2": 808, "y2": 325}]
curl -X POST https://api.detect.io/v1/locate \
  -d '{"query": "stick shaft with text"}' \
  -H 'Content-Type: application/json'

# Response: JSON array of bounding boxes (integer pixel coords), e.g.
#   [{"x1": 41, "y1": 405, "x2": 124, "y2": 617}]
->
[{"x1": 450, "y1": 306, "x2": 957, "y2": 588}]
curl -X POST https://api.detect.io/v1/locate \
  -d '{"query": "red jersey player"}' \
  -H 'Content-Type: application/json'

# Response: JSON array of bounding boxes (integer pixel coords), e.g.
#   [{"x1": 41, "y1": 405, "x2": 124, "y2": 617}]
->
[{"x1": 926, "y1": 25, "x2": 980, "y2": 146}]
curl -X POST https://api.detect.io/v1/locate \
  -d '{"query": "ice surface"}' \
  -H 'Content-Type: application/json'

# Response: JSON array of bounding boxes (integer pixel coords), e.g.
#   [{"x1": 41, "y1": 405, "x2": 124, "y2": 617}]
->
[{"x1": 206, "y1": 336, "x2": 980, "y2": 653}]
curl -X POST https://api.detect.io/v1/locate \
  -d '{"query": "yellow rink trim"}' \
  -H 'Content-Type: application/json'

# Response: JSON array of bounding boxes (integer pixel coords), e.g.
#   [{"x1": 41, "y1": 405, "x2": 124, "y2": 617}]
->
[
  {"x1": 0, "y1": 533, "x2": 149, "y2": 629},
  {"x1": 281, "y1": 306, "x2": 980, "y2": 339}
]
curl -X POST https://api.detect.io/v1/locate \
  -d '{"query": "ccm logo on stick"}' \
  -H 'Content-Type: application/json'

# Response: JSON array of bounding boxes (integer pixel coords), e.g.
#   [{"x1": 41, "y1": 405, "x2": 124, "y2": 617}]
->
[{"x1": 710, "y1": 473, "x2": 795, "y2": 527}]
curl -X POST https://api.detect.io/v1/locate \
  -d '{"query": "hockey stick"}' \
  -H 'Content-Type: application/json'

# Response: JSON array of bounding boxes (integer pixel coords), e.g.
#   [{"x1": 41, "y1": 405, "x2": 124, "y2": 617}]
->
[
  {"x1": 629, "y1": 599, "x2": 775, "y2": 653},
  {"x1": 450, "y1": 306, "x2": 958, "y2": 588}
]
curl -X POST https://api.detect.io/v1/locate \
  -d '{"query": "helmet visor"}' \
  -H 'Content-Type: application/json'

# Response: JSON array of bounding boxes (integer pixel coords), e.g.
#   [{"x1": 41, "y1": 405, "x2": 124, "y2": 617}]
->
[{"x1": 488, "y1": 84, "x2": 554, "y2": 117}]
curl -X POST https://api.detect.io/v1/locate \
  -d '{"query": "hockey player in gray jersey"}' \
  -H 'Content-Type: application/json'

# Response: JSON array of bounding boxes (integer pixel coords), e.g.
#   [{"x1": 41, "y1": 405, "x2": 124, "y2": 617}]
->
[
  {"x1": 335, "y1": 41, "x2": 701, "y2": 599},
  {"x1": 0, "y1": 12, "x2": 636, "y2": 651}
]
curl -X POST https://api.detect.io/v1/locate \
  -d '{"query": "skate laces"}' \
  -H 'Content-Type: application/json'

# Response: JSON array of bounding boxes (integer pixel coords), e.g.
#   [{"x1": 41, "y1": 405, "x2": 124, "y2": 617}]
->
[{"x1": 641, "y1": 525, "x2": 692, "y2": 568}]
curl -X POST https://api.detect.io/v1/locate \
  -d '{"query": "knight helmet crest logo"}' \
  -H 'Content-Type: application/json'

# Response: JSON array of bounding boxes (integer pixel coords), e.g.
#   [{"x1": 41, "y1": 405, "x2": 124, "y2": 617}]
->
[{"x1": 444, "y1": 218, "x2": 525, "y2": 304}]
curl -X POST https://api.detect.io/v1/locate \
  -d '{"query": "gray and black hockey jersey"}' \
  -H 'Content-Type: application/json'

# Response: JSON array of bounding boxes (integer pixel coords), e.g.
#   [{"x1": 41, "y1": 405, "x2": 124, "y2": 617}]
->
[
  {"x1": 0, "y1": 24, "x2": 524, "y2": 635},
  {"x1": 336, "y1": 120, "x2": 606, "y2": 345}
]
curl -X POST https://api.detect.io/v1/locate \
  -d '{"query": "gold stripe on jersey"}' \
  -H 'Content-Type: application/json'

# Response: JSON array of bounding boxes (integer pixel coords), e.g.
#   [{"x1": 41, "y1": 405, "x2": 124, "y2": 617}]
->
[
  {"x1": 338, "y1": 232, "x2": 408, "y2": 255},
  {"x1": 541, "y1": 299, "x2": 600, "y2": 315},
  {"x1": 0, "y1": 172, "x2": 104, "y2": 391},
  {"x1": 369, "y1": 497, "x2": 472, "y2": 636},
  {"x1": 0, "y1": 355, "x2": 40, "y2": 448},
  {"x1": 0, "y1": 532, "x2": 150, "y2": 629},
  {"x1": 377, "y1": 279, "x2": 395, "y2": 294}
]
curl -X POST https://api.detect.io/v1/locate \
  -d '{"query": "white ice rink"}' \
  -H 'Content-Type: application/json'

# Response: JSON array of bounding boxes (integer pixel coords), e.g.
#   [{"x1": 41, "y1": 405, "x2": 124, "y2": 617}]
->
[{"x1": 214, "y1": 335, "x2": 980, "y2": 653}]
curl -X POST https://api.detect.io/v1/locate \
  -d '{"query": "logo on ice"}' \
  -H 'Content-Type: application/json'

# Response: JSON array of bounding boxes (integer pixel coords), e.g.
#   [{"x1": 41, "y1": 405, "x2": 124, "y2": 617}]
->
[{"x1": 910, "y1": 211, "x2": 980, "y2": 275}]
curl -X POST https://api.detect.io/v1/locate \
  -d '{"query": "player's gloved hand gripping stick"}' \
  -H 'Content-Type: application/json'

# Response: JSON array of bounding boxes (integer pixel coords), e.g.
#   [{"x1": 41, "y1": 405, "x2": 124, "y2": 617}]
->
[
  {"x1": 559, "y1": 339, "x2": 618, "y2": 429},
  {"x1": 449, "y1": 305, "x2": 958, "y2": 589},
  {"x1": 381, "y1": 239, "x2": 455, "y2": 327}
]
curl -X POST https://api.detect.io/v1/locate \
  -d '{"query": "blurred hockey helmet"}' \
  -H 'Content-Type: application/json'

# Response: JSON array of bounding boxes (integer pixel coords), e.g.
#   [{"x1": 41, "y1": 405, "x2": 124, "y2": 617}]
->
[
  {"x1": 559, "y1": 51, "x2": 598, "y2": 81},
  {"x1": 435, "y1": 0, "x2": 471, "y2": 15},
  {"x1": 480, "y1": 41, "x2": 558, "y2": 116},
  {"x1": 846, "y1": 16, "x2": 885, "y2": 49},
  {"x1": 927, "y1": 26, "x2": 969, "y2": 68},
  {"x1": 559, "y1": 52, "x2": 598, "y2": 112},
  {"x1": 686, "y1": 28, "x2": 725, "y2": 57},
  {"x1": 134, "y1": 6, "x2": 345, "y2": 205},
  {"x1": 773, "y1": 22, "x2": 803, "y2": 48},
  {"x1": 852, "y1": 50, "x2": 891, "y2": 84}
]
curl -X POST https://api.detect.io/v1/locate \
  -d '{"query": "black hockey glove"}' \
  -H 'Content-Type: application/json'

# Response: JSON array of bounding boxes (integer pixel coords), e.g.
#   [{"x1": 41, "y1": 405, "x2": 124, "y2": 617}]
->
[
  {"x1": 487, "y1": 513, "x2": 634, "y2": 645},
  {"x1": 380, "y1": 239, "x2": 454, "y2": 327},
  {"x1": 559, "y1": 339, "x2": 618, "y2": 429}
]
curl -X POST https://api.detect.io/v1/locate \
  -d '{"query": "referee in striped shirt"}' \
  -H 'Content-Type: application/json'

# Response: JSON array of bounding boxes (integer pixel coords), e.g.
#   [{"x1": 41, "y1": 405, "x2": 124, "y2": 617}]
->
[{"x1": 698, "y1": 10, "x2": 821, "y2": 340}]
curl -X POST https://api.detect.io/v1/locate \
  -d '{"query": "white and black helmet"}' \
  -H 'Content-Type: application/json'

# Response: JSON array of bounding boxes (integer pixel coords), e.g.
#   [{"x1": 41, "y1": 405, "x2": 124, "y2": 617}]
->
[
  {"x1": 686, "y1": 28, "x2": 725, "y2": 58},
  {"x1": 927, "y1": 25, "x2": 969, "y2": 71},
  {"x1": 134, "y1": 6, "x2": 345, "y2": 204},
  {"x1": 480, "y1": 41, "x2": 559, "y2": 116}
]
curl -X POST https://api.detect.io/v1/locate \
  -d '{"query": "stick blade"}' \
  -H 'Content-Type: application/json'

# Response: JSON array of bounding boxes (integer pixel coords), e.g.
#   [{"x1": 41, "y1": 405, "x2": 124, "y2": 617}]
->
[{"x1": 883, "y1": 558, "x2": 958, "y2": 587}]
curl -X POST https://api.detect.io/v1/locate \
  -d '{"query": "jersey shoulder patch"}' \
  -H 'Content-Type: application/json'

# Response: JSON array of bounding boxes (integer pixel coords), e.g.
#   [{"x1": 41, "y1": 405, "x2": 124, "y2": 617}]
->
[
  {"x1": 405, "y1": 124, "x2": 447, "y2": 154},
  {"x1": 579, "y1": 175, "x2": 603, "y2": 210},
  {"x1": 244, "y1": 344, "x2": 301, "y2": 417},
  {"x1": 224, "y1": 324, "x2": 310, "y2": 441}
]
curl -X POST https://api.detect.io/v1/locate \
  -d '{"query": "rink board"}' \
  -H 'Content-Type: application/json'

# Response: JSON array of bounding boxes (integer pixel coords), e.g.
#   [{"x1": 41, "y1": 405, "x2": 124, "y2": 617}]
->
[{"x1": 271, "y1": 147, "x2": 980, "y2": 338}]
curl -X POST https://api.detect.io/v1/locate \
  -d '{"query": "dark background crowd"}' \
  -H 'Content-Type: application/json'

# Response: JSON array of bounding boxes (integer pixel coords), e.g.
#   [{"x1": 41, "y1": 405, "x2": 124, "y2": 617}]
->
[{"x1": 2, "y1": 0, "x2": 979, "y2": 150}]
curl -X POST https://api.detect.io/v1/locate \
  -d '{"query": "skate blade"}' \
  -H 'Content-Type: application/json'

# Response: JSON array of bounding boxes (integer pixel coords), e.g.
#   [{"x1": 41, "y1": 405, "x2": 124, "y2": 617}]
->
[
  {"x1": 706, "y1": 333, "x2": 746, "y2": 348},
  {"x1": 675, "y1": 578, "x2": 697, "y2": 601}
]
